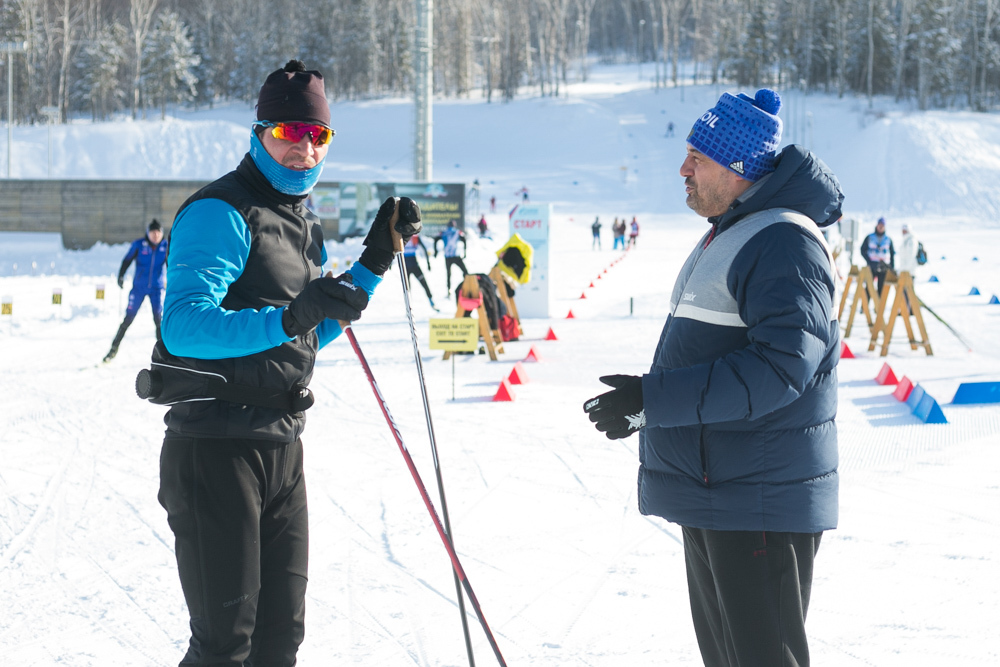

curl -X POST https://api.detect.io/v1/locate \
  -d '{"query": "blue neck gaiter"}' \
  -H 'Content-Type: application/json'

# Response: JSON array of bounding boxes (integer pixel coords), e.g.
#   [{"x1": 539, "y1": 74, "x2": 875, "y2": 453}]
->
[{"x1": 249, "y1": 130, "x2": 325, "y2": 196}]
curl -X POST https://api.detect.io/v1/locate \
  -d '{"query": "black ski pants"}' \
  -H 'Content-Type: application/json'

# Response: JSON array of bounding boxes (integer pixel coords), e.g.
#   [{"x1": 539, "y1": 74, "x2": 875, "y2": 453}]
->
[
  {"x1": 404, "y1": 254, "x2": 434, "y2": 301},
  {"x1": 159, "y1": 436, "x2": 309, "y2": 667},
  {"x1": 444, "y1": 256, "x2": 468, "y2": 291},
  {"x1": 682, "y1": 526, "x2": 822, "y2": 667}
]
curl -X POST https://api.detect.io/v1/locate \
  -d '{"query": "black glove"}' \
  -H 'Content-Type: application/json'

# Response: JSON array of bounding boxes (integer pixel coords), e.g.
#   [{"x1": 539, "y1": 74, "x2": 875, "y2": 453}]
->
[
  {"x1": 360, "y1": 197, "x2": 423, "y2": 276},
  {"x1": 117, "y1": 275, "x2": 125, "y2": 289},
  {"x1": 583, "y1": 375, "x2": 645, "y2": 440},
  {"x1": 283, "y1": 273, "x2": 369, "y2": 337}
]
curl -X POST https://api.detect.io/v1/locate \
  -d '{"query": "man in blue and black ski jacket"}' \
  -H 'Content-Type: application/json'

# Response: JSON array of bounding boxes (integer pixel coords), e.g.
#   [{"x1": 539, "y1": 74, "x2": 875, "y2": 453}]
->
[
  {"x1": 585, "y1": 89, "x2": 843, "y2": 667},
  {"x1": 145, "y1": 60, "x2": 420, "y2": 667},
  {"x1": 102, "y1": 219, "x2": 168, "y2": 362}
]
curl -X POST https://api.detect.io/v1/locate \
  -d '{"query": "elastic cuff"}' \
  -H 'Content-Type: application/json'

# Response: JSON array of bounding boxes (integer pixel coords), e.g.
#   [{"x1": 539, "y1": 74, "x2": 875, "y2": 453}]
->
[
  {"x1": 358, "y1": 246, "x2": 393, "y2": 276},
  {"x1": 274, "y1": 307, "x2": 297, "y2": 341}
]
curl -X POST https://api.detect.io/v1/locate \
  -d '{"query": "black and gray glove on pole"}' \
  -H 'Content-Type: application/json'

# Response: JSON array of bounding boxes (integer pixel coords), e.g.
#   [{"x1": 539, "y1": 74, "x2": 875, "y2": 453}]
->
[
  {"x1": 359, "y1": 196, "x2": 423, "y2": 276},
  {"x1": 282, "y1": 273, "x2": 370, "y2": 337},
  {"x1": 583, "y1": 375, "x2": 646, "y2": 440}
]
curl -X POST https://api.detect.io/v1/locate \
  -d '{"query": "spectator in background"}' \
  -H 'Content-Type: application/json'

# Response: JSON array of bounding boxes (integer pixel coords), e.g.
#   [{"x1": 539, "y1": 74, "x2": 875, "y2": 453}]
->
[
  {"x1": 627, "y1": 216, "x2": 640, "y2": 247},
  {"x1": 896, "y1": 223, "x2": 919, "y2": 275},
  {"x1": 592, "y1": 216, "x2": 602, "y2": 250},
  {"x1": 861, "y1": 217, "x2": 895, "y2": 300}
]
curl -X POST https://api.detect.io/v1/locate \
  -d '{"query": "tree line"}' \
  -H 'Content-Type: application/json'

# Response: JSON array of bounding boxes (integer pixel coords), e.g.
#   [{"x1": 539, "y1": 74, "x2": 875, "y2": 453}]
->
[{"x1": 0, "y1": 0, "x2": 997, "y2": 124}]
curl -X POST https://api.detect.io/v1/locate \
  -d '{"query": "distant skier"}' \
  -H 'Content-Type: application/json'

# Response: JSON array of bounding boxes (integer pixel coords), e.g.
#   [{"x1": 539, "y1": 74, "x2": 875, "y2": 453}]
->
[
  {"x1": 477, "y1": 214, "x2": 490, "y2": 238},
  {"x1": 591, "y1": 216, "x2": 602, "y2": 250},
  {"x1": 490, "y1": 195, "x2": 496, "y2": 213},
  {"x1": 627, "y1": 216, "x2": 640, "y2": 248},
  {"x1": 861, "y1": 217, "x2": 895, "y2": 299},
  {"x1": 103, "y1": 219, "x2": 168, "y2": 362},
  {"x1": 403, "y1": 234, "x2": 438, "y2": 311},
  {"x1": 434, "y1": 219, "x2": 469, "y2": 292},
  {"x1": 665, "y1": 121, "x2": 674, "y2": 137}
]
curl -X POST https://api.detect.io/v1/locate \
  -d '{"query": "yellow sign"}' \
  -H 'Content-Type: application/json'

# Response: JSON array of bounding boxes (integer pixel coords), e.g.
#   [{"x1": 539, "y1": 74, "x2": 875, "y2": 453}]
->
[
  {"x1": 1, "y1": 299, "x2": 11, "y2": 315},
  {"x1": 428, "y1": 318, "x2": 479, "y2": 352},
  {"x1": 52, "y1": 289, "x2": 62, "y2": 305},
  {"x1": 96, "y1": 283, "x2": 105, "y2": 300}
]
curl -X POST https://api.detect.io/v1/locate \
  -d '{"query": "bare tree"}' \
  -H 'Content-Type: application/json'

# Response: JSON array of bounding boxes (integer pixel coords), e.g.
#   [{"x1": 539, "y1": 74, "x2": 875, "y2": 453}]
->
[{"x1": 128, "y1": 0, "x2": 161, "y2": 118}]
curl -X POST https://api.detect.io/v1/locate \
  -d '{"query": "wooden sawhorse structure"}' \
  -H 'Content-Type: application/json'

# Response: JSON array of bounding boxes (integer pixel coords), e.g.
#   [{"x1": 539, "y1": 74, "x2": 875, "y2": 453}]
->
[
  {"x1": 868, "y1": 270, "x2": 933, "y2": 357},
  {"x1": 839, "y1": 265, "x2": 881, "y2": 338},
  {"x1": 489, "y1": 265, "x2": 522, "y2": 339},
  {"x1": 443, "y1": 274, "x2": 505, "y2": 361}
]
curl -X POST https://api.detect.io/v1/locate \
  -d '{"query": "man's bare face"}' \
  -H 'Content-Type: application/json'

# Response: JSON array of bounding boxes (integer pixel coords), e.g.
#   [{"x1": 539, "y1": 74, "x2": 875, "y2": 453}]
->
[{"x1": 679, "y1": 146, "x2": 752, "y2": 218}]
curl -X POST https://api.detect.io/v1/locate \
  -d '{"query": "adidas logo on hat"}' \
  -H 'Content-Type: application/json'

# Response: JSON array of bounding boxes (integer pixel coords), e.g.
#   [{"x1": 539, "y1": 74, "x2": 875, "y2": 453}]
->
[{"x1": 729, "y1": 160, "x2": 745, "y2": 174}]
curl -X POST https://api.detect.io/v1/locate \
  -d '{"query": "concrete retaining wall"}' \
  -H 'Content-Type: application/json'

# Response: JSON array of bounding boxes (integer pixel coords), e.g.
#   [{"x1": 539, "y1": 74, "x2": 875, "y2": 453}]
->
[{"x1": 0, "y1": 179, "x2": 207, "y2": 249}]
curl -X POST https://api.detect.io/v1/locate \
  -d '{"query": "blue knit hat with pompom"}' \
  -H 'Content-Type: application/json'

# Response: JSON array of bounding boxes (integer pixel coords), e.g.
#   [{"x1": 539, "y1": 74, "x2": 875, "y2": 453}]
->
[{"x1": 687, "y1": 89, "x2": 783, "y2": 182}]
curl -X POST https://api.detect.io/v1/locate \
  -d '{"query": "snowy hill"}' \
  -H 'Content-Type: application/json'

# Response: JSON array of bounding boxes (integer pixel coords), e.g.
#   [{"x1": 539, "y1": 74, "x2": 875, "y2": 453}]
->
[{"x1": 6, "y1": 64, "x2": 1000, "y2": 221}]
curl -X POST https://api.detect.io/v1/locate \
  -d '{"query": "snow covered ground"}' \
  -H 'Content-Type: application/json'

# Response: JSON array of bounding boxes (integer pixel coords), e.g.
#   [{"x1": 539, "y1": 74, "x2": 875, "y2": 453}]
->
[{"x1": 2, "y1": 65, "x2": 999, "y2": 666}]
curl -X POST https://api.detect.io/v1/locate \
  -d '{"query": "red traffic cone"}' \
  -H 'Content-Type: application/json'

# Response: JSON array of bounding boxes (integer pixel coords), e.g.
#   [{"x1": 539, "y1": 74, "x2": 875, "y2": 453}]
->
[
  {"x1": 544, "y1": 327, "x2": 558, "y2": 340},
  {"x1": 523, "y1": 346, "x2": 543, "y2": 362},
  {"x1": 492, "y1": 378, "x2": 515, "y2": 402},
  {"x1": 508, "y1": 362, "x2": 531, "y2": 385},
  {"x1": 565, "y1": 310, "x2": 575, "y2": 319},
  {"x1": 579, "y1": 292, "x2": 587, "y2": 299},
  {"x1": 840, "y1": 341, "x2": 855, "y2": 359},
  {"x1": 589, "y1": 282, "x2": 595, "y2": 288},
  {"x1": 597, "y1": 274, "x2": 603, "y2": 280}
]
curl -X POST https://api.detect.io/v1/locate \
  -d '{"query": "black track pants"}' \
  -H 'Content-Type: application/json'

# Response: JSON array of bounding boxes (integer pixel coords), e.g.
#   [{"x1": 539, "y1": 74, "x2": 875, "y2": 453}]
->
[
  {"x1": 159, "y1": 436, "x2": 309, "y2": 667},
  {"x1": 682, "y1": 526, "x2": 822, "y2": 667},
  {"x1": 444, "y1": 256, "x2": 468, "y2": 291}
]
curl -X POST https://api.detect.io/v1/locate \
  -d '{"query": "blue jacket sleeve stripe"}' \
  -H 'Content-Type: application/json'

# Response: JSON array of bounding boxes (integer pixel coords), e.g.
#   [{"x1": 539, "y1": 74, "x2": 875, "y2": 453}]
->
[{"x1": 162, "y1": 198, "x2": 291, "y2": 360}]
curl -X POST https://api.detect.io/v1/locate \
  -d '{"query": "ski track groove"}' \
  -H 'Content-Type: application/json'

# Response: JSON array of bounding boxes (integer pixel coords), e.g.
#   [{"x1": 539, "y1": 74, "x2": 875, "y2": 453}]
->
[{"x1": 1, "y1": 441, "x2": 76, "y2": 564}]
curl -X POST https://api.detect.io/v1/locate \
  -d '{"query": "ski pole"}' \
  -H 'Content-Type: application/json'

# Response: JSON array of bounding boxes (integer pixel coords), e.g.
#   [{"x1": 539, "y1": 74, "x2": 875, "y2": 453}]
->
[
  {"x1": 344, "y1": 326, "x2": 508, "y2": 667},
  {"x1": 917, "y1": 298, "x2": 973, "y2": 351},
  {"x1": 392, "y1": 231, "x2": 477, "y2": 667}
]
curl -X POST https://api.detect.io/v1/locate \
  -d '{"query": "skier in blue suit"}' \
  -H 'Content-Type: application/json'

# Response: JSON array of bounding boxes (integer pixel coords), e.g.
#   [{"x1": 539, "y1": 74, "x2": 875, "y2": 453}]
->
[
  {"x1": 585, "y1": 89, "x2": 843, "y2": 667},
  {"x1": 103, "y1": 219, "x2": 168, "y2": 361}
]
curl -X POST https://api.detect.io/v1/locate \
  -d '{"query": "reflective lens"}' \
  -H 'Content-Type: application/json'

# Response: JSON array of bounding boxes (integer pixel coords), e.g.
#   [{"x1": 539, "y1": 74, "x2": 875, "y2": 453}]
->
[{"x1": 255, "y1": 121, "x2": 335, "y2": 146}]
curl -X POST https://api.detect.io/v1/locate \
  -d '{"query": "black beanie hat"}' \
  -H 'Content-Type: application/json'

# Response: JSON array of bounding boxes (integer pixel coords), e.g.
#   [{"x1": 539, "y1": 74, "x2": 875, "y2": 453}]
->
[
  {"x1": 256, "y1": 60, "x2": 330, "y2": 127},
  {"x1": 148, "y1": 219, "x2": 162, "y2": 232}
]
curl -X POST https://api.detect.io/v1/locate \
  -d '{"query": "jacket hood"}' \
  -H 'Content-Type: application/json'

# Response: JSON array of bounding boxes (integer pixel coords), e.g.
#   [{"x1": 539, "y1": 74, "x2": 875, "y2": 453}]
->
[{"x1": 715, "y1": 144, "x2": 844, "y2": 231}]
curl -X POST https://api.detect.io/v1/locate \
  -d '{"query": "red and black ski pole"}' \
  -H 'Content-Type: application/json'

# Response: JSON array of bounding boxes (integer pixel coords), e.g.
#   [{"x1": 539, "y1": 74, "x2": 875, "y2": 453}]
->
[{"x1": 344, "y1": 325, "x2": 508, "y2": 667}]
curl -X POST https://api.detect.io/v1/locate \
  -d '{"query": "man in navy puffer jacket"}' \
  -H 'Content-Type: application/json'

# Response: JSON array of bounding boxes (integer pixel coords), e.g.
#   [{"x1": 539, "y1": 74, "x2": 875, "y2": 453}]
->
[{"x1": 585, "y1": 89, "x2": 843, "y2": 667}]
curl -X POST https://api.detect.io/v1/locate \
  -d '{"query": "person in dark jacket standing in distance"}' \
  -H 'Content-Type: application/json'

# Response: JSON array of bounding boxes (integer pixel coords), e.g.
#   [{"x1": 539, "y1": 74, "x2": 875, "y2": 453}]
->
[
  {"x1": 151, "y1": 60, "x2": 421, "y2": 667},
  {"x1": 584, "y1": 89, "x2": 842, "y2": 667},
  {"x1": 860, "y1": 216, "x2": 895, "y2": 300},
  {"x1": 590, "y1": 216, "x2": 603, "y2": 249},
  {"x1": 103, "y1": 219, "x2": 168, "y2": 362}
]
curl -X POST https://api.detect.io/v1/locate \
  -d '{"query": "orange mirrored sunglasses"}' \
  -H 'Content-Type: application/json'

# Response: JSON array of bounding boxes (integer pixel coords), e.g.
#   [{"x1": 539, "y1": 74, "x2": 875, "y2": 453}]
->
[{"x1": 254, "y1": 121, "x2": 335, "y2": 146}]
